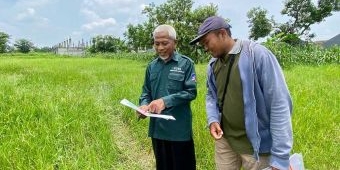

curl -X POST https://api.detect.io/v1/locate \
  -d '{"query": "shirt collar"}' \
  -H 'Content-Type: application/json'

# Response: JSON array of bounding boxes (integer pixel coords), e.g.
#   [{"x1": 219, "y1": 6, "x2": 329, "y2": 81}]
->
[{"x1": 228, "y1": 39, "x2": 242, "y2": 55}]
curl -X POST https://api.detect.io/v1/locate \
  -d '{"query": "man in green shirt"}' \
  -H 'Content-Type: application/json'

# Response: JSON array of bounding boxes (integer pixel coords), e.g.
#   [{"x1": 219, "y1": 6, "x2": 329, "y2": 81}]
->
[{"x1": 138, "y1": 24, "x2": 197, "y2": 170}]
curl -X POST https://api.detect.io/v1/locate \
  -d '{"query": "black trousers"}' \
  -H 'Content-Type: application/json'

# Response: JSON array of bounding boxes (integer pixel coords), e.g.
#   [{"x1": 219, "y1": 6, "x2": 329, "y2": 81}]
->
[{"x1": 151, "y1": 138, "x2": 196, "y2": 170}]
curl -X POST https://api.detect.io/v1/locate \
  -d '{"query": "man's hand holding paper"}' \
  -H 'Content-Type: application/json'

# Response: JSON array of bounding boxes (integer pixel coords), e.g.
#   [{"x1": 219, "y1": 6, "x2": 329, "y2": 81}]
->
[
  {"x1": 137, "y1": 105, "x2": 148, "y2": 119},
  {"x1": 148, "y1": 99, "x2": 165, "y2": 114},
  {"x1": 120, "y1": 99, "x2": 175, "y2": 120}
]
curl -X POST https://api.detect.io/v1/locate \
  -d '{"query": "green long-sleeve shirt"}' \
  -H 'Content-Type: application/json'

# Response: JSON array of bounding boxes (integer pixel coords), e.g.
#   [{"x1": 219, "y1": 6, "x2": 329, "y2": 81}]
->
[{"x1": 139, "y1": 52, "x2": 197, "y2": 141}]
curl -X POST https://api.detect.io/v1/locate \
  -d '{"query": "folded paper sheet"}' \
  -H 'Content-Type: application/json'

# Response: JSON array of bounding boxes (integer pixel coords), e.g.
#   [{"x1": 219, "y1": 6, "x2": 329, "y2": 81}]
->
[{"x1": 120, "y1": 99, "x2": 176, "y2": 121}]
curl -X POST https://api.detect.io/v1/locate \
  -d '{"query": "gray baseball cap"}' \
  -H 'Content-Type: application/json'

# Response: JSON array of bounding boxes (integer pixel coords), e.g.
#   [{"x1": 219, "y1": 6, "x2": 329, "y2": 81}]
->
[{"x1": 189, "y1": 16, "x2": 231, "y2": 45}]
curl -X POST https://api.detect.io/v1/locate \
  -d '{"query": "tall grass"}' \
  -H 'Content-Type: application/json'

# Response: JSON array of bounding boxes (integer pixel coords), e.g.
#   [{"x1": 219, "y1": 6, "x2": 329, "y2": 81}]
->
[
  {"x1": 264, "y1": 43, "x2": 340, "y2": 68},
  {"x1": 0, "y1": 57, "x2": 132, "y2": 169},
  {"x1": 82, "y1": 43, "x2": 340, "y2": 69},
  {"x1": 284, "y1": 64, "x2": 340, "y2": 169},
  {"x1": 0, "y1": 54, "x2": 339, "y2": 169}
]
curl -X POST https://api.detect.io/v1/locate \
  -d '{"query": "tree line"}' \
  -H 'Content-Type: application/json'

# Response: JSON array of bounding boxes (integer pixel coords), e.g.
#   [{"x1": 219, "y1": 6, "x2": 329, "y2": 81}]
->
[{"x1": 0, "y1": 0, "x2": 339, "y2": 60}]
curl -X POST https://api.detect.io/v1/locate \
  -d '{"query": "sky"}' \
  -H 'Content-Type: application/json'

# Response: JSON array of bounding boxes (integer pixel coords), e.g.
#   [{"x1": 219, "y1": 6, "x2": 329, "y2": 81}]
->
[{"x1": 0, "y1": 0, "x2": 339, "y2": 47}]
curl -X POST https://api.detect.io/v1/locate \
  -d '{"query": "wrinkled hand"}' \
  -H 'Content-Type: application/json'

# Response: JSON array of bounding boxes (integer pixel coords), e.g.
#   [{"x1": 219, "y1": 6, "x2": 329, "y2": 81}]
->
[
  {"x1": 148, "y1": 99, "x2": 165, "y2": 114},
  {"x1": 137, "y1": 105, "x2": 148, "y2": 119},
  {"x1": 209, "y1": 122, "x2": 223, "y2": 140}
]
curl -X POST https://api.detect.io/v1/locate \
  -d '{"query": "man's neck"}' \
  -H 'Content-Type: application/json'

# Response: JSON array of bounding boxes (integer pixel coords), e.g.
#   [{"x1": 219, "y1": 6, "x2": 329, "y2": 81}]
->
[{"x1": 225, "y1": 39, "x2": 236, "y2": 54}]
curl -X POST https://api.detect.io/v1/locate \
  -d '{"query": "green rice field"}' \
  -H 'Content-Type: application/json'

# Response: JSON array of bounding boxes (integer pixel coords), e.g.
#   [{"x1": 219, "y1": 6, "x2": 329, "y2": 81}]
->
[{"x1": 0, "y1": 54, "x2": 339, "y2": 169}]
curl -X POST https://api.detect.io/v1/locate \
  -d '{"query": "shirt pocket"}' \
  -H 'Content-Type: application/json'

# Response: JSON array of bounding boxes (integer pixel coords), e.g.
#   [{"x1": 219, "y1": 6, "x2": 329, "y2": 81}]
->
[{"x1": 167, "y1": 73, "x2": 184, "y2": 93}]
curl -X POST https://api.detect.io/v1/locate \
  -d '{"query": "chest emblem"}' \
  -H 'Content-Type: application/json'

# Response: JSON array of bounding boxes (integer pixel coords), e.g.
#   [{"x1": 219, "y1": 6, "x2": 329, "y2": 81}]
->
[{"x1": 170, "y1": 67, "x2": 184, "y2": 73}]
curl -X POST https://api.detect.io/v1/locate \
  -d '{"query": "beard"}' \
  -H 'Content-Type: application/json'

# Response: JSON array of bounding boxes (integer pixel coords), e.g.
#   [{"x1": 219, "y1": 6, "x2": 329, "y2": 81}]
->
[{"x1": 159, "y1": 55, "x2": 169, "y2": 60}]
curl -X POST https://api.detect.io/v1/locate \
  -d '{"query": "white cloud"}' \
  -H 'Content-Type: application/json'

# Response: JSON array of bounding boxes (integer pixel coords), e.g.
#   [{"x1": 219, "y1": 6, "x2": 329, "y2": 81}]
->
[
  {"x1": 15, "y1": 0, "x2": 57, "y2": 8},
  {"x1": 90, "y1": 0, "x2": 134, "y2": 6},
  {"x1": 116, "y1": 7, "x2": 132, "y2": 13},
  {"x1": 81, "y1": 8, "x2": 101, "y2": 20},
  {"x1": 37, "y1": 17, "x2": 49, "y2": 27},
  {"x1": 14, "y1": 7, "x2": 49, "y2": 27},
  {"x1": 140, "y1": 4, "x2": 148, "y2": 10},
  {"x1": 72, "y1": 31, "x2": 83, "y2": 37},
  {"x1": 79, "y1": 0, "x2": 144, "y2": 37},
  {"x1": 82, "y1": 0, "x2": 138, "y2": 16},
  {"x1": 82, "y1": 18, "x2": 117, "y2": 30},
  {"x1": 2, "y1": 0, "x2": 337, "y2": 47},
  {"x1": 16, "y1": 8, "x2": 36, "y2": 21}
]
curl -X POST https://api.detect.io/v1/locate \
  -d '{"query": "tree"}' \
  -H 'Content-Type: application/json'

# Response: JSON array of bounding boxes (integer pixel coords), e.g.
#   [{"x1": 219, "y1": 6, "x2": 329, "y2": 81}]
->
[
  {"x1": 247, "y1": 7, "x2": 273, "y2": 40},
  {"x1": 14, "y1": 39, "x2": 34, "y2": 53},
  {"x1": 0, "y1": 31, "x2": 10, "y2": 53},
  {"x1": 247, "y1": 0, "x2": 339, "y2": 44},
  {"x1": 279, "y1": 0, "x2": 339, "y2": 43},
  {"x1": 34, "y1": 46, "x2": 53, "y2": 53},
  {"x1": 89, "y1": 35, "x2": 128, "y2": 53},
  {"x1": 281, "y1": 0, "x2": 339, "y2": 36},
  {"x1": 124, "y1": 23, "x2": 152, "y2": 51},
  {"x1": 124, "y1": 0, "x2": 218, "y2": 62}
]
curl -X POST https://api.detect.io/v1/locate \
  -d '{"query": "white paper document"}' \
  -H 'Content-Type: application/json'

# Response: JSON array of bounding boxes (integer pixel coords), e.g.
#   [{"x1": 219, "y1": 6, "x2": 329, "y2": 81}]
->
[{"x1": 120, "y1": 99, "x2": 176, "y2": 121}]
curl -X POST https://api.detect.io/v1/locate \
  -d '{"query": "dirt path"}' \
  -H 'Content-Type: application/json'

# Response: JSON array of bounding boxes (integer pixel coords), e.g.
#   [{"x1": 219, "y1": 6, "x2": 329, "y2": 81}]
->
[{"x1": 111, "y1": 112, "x2": 155, "y2": 169}]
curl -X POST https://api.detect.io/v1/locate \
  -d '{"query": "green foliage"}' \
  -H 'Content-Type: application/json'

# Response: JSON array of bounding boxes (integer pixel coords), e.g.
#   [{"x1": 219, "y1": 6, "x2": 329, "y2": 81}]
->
[
  {"x1": 264, "y1": 38, "x2": 340, "y2": 68},
  {"x1": 89, "y1": 35, "x2": 128, "y2": 53},
  {"x1": 124, "y1": 0, "x2": 218, "y2": 63},
  {"x1": 247, "y1": 7, "x2": 273, "y2": 40},
  {"x1": 247, "y1": 0, "x2": 339, "y2": 44},
  {"x1": 278, "y1": 0, "x2": 339, "y2": 40},
  {"x1": 86, "y1": 52, "x2": 157, "y2": 61},
  {"x1": 186, "y1": 4, "x2": 219, "y2": 63},
  {"x1": 33, "y1": 46, "x2": 53, "y2": 53},
  {"x1": 14, "y1": 39, "x2": 34, "y2": 53},
  {"x1": 270, "y1": 32, "x2": 302, "y2": 45},
  {"x1": 0, "y1": 31, "x2": 10, "y2": 53},
  {"x1": 124, "y1": 23, "x2": 152, "y2": 52},
  {"x1": 83, "y1": 42, "x2": 340, "y2": 69}
]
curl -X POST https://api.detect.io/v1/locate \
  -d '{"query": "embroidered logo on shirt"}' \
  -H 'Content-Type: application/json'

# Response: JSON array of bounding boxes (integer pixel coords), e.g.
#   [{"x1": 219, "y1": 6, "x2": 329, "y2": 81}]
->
[{"x1": 170, "y1": 67, "x2": 184, "y2": 73}]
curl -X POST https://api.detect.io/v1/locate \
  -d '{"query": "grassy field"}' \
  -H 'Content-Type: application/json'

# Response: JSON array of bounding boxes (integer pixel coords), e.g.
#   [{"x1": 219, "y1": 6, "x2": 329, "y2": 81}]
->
[{"x1": 0, "y1": 54, "x2": 339, "y2": 169}]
